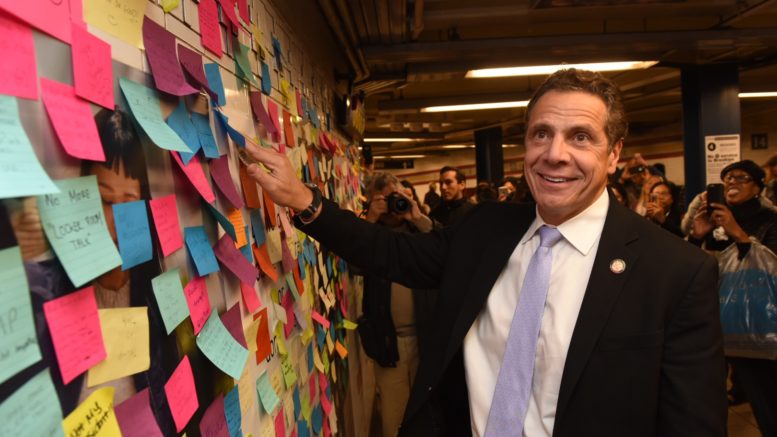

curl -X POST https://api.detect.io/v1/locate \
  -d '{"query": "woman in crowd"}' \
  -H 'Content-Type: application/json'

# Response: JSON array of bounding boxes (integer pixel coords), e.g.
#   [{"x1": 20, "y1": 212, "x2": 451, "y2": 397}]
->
[{"x1": 645, "y1": 181, "x2": 684, "y2": 237}]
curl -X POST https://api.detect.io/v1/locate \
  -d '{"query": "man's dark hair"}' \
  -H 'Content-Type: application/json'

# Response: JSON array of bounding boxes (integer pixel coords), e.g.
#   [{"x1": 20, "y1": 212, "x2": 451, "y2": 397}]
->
[
  {"x1": 439, "y1": 166, "x2": 466, "y2": 183},
  {"x1": 526, "y1": 68, "x2": 628, "y2": 149}
]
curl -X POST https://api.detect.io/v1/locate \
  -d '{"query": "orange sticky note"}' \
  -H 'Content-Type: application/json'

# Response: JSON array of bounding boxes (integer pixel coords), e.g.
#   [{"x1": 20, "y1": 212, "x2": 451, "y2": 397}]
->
[
  {"x1": 149, "y1": 194, "x2": 183, "y2": 257},
  {"x1": 253, "y1": 308, "x2": 272, "y2": 363},
  {"x1": 253, "y1": 243, "x2": 279, "y2": 283},
  {"x1": 262, "y1": 189, "x2": 277, "y2": 228},
  {"x1": 183, "y1": 276, "x2": 212, "y2": 335},
  {"x1": 282, "y1": 110, "x2": 295, "y2": 148},
  {"x1": 227, "y1": 208, "x2": 247, "y2": 248},
  {"x1": 171, "y1": 152, "x2": 216, "y2": 203},
  {"x1": 238, "y1": 161, "x2": 261, "y2": 208},
  {"x1": 335, "y1": 341, "x2": 347, "y2": 359},
  {"x1": 165, "y1": 355, "x2": 199, "y2": 433},
  {"x1": 40, "y1": 78, "x2": 105, "y2": 161},
  {"x1": 292, "y1": 263, "x2": 304, "y2": 296},
  {"x1": 42, "y1": 286, "x2": 106, "y2": 385},
  {"x1": 0, "y1": 12, "x2": 38, "y2": 100}
]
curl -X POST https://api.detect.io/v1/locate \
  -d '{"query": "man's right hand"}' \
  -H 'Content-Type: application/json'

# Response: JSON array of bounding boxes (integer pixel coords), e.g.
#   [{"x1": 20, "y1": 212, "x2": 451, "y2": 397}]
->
[{"x1": 244, "y1": 142, "x2": 313, "y2": 212}]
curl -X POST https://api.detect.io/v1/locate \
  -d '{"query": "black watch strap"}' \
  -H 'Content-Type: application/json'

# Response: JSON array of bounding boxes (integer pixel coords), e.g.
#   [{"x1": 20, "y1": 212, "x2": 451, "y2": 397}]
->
[{"x1": 297, "y1": 183, "x2": 322, "y2": 224}]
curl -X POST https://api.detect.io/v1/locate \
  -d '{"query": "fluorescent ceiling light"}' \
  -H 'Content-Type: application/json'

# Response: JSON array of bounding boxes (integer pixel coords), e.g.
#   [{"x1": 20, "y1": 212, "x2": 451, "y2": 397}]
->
[
  {"x1": 441, "y1": 144, "x2": 474, "y2": 149},
  {"x1": 422, "y1": 100, "x2": 529, "y2": 113},
  {"x1": 374, "y1": 155, "x2": 426, "y2": 159},
  {"x1": 739, "y1": 92, "x2": 777, "y2": 99},
  {"x1": 466, "y1": 61, "x2": 659, "y2": 78},
  {"x1": 363, "y1": 138, "x2": 416, "y2": 142}
]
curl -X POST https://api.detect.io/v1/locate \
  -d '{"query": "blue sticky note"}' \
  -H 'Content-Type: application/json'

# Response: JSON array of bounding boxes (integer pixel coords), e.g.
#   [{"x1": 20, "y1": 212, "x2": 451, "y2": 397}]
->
[
  {"x1": 239, "y1": 227, "x2": 253, "y2": 263},
  {"x1": 203, "y1": 202, "x2": 237, "y2": 242},
  {"x1": 298, "y1": 257, "x2": 306, "y2": 280},
  {"x1": 306, "y1": 344, "x2": 314, "y2": 373},
  {"x1": 316, "y1": 326, "x2": 326, "y2": 349},
  {"x1": 293, "y1": 387, "x2": 301, "y2": 419},
  {"x1": 261, "y1": 62, "x2": 272, "y2": 95},
  {"x1": 168, "y1": 100, "x2": 201, "y2": 165},
  {"x1": 301, "y1": 98, "x2": 308, "y2": 120},
  {"x1": 297, "y1": 419, "x2": 310, "y2": 437},
  {"x1": 213, "y1": 110, "x2": 245, "y2": 148},
  {"x1": 249, "y1": 209, "x2": 266, "y2": 246},
  {"x1": 119, "y1": 78, "x2": 192, "y2": 153},
  {"x1": 256, "y1": 371, "x2": 280, "y2": 414},
  {"x1": 271, "y1": 36, "x2": 283, "y2": 71},
  {"x1": 204, "y1": 63, "x2": 226, "y2": 106},
  {"x1": 184, "y1": 226, "x2": 219, "y2": 276},
  {"x1": 224, "y1": 385, "x2": 242, "y2": 437},
  {"x1": 191, "y1": 113, "x2": 220, "y2": 159},
  {"x1": 311, "y1": 405, "x2": 323, "y2": 434},
  {"x1": 309, "y1": 107, "x2": 319, "y2": 128},
  {"x1": 113, "y1": 200, "x2": 153, "y2": 270}
]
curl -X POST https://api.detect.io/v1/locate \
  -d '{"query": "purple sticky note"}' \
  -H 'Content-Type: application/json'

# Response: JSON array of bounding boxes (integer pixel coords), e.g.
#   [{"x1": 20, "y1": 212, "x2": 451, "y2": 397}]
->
[
  {"x1": 213, "y1": 234, "x2": 259, "y2": 284},
  {"x1": 249, "y1": 91, "x2": 278, "y2": 138},
  {"x1": 220, "y1": 303, "x2": 247, "y2": 348},
  {"x1": 177, "y1": 43, "x2": 217, "y2": 101},
  {"x1": 142, "y1": 17, "x2": 198, "y2": 96},
  {"x1": 115, "y1": 388, "x2": 164, "y2": 437},
  {"x1": 209, "y1": 155, "x2": 244, "y2": 209},
  {"x1": 199, "y1": 394, "x2": 230, "y2": 437}
]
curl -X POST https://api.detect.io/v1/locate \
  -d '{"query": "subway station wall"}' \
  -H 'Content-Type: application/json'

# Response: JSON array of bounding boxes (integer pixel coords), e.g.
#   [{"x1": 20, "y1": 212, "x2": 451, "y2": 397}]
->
[{"x1": 0, "y1": 1, "x2": 370, "y2": 436}]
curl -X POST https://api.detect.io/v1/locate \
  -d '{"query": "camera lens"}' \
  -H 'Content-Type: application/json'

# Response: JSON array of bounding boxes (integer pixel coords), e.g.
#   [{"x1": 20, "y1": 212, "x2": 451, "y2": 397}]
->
[{"x1": 387, "y1": 192, "x2": 411, "y2": 214}]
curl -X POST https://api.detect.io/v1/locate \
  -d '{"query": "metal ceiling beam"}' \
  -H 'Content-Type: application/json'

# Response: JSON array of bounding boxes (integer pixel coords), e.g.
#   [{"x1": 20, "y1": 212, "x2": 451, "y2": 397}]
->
[{"x1": 363, "y1": 28, "x2": 777, "y2": 63}]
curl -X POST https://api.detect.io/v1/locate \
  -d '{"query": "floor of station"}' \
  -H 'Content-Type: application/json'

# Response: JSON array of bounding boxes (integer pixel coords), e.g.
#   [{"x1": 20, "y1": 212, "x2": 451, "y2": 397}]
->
[{"x1": 729, "y1": 402, "x2": 761, "y2": 437}]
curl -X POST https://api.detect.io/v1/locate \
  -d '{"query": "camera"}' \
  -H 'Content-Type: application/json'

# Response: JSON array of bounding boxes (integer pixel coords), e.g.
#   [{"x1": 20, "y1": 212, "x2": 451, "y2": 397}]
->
[
  {"x1": 630, "y1": 165, "x2": 646, "y2": 174},
  {"x1": 386, "y1": 192, "x2": 411, "y2": 214}
]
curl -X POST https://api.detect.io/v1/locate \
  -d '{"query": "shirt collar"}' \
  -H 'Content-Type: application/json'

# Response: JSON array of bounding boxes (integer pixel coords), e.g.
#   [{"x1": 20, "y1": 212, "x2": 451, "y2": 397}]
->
[{"x1": 520, "y1": 189, "x2": 610, "y2": 256}]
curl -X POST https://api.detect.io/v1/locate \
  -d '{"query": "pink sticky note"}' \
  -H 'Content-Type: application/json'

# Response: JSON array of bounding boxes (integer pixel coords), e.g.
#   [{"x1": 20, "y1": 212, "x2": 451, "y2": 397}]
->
[
  {"x1": 209, "y1": 155, "x2": 245, "y2": 209},
  {"x1": 320, "y1": 387, "x2": 332, "y2": 417},
  {"x1": 249, "y1": 91, "x2": 278, "y2": 138},
  {"x1": 266, "y1": 100, "x2": 282, "y2": 143},
  {"x1": 42, "y1": 286, "x2": 106, "y2": 385},
  {"x1": 177, "y1": 43, "x2": 217, "y2": 101},
  {"x1": 71, "y1": 24, "x2": 113, "y2": 110},
  {"x1": 165, "y1": 356, "x2": 199, "y2": 433},
  {"x1": 214, "y1": 234, "x2": 259, "y2": 284},
  {"x1": 115, "y1": 388, "x2": 164, "y2": 437},
  {"x1": 149, "y1": 194, "x2": 184, "y2": 257},
  {"x1": 198, "y1": 0, "x2": 222, "y2": 57},
  {"x1": 0, "y1": 12, "x2": 38, "y2": 100},
  {"x1": 184, "y1": 276, "x2": 212, "y2": 334},
  {"x1": 323, "y1": 417, "x2": 331, "y2": 437},
  {"x1": 237, "y1": 0, "x2": 249, "y2": 23},
  {"x1": 308, "y1": 372, "x2": 316, "y2": 402},
  {"x1": 220, "y1": 303, "x2": 247, "y2": 348},
  {"x1": 274, "y1": 406, "x2": 286, "y2": 437},
  {"x1": 217, "y1": 0, "x2": 239, "y2": 31},
  {"x1": 199, "y1": 394, "x2": 230, "y2": 437},
  {"x1": 40, "y1": 78, "x2": 106, "y2": 161},
  {"x1": 171, "y1": 152, "x2": 216, "y2": 203},
  {"x1": 282, "y1": 292, "x2": 295, "y2": 337},
  {"x1": 142, "y1": 17, "x2": 198, "y2": 96},
  {"x1": 240, "y1": 282, "x2": 261, "y2": 313},
  {"x1": 311, "y1": 311, "x2": 330, "y2": 330},
  {"x1": 278, "y1": 212, "x2": 294, "y2": 241},
  {"x1": 280, "y1": 236, "x2": 294, "y2": 273},
  {"x1": 70, "y1": 0, "x2": 84, "y2": 26},
  {"x1": 0, "y1": 0, "x2": 71, "y2": 42}
]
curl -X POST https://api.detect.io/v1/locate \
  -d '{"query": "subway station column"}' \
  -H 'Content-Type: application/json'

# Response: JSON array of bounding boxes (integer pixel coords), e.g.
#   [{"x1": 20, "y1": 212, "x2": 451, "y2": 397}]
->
[
  {"x1": 681, "y1": 64, "x2": 740, "y2": 199},
  {"x1": 474, "y1": 126, "x2": 504, "y2": 183}
]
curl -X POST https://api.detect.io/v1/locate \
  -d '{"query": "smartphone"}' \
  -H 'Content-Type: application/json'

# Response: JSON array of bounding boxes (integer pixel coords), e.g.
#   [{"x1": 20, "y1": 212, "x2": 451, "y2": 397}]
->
[
  {"x1": 649, "y1": 193, "x2": 658, "y2": 203},
  {"x1": 498, "y1": 186, "x2": 510, "y2": 197},
  {"x1": 706, "y1": 183, "x2": 724, "y2": 215}
]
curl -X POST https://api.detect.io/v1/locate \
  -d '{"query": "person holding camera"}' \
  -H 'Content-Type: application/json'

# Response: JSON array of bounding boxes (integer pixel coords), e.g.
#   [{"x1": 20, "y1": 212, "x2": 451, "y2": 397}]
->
[
  {"x1": 359, "y1": 172, "x2": 435, "y2": 437},
  {"x1": 645, "y1": 181, "x2": 684, "y2": 238}
]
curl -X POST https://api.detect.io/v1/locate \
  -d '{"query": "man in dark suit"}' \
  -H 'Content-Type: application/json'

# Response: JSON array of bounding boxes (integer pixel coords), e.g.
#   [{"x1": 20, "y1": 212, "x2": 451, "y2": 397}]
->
[{"x1": 245, "y1": 69, "x2": 726, "y2": 436}]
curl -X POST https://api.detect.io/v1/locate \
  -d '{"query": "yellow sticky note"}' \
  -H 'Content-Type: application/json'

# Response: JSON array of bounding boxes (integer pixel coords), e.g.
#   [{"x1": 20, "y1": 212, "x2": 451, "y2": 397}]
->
[
  {"x1": 274, "y1": 322, "x2": 287, "y2": 356},
  {"x1": 84, "y1": 0, "x2": 147, "y2": 48},
  {"x1": 313, "y1": 347, "x2": 324, "y2": 373},
  {"x1": 326, "y1": 331, "x2": 334, "y2": 355},
  {"x1": 161, "y1": 0, "x2": 180, "y2": 12},
  {"x1": 87, "y1": 307, "x2": 150, "y2": 387},
  {"x1": 244, "y1": 316, "x2": 262, "y2": 352},
  {"x1": 323, "y1": 348, "x2": 330, "y2": 375},
  {"x1": 342, "y1": 319, "x2": 358, "y2": 330},
  {"x1": 331, "y1": 361, "x2": 337, "y2": 383},
  {"x1": 301, "y1": 327, "x2": 314, "y2": 345},
  {"x1": 270, "y1": 367, "x2": 284, "y2": 397},
  {"x1": 281, "y1": 355, "x2": 297, "y2": 389},
  {"x1": 335, "y1": 341, "x2": 348, "y2": 359},
  {"x1": 62, "y1": 387, "x2": 122, "y2": 437}
]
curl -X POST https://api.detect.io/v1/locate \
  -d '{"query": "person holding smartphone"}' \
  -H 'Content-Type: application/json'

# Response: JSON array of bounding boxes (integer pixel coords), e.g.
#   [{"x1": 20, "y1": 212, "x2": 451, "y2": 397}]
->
[{"x1": 645, "y1": 181, "x2": 683, "y2": 238}]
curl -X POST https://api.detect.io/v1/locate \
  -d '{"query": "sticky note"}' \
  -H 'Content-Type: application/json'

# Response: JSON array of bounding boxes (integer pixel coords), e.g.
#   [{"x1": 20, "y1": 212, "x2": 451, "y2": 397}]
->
[
  {"x1": 196, "y1": 311, "x2": 248, "y2": 379},
  {"x1": 238, "y1": 162, "x2": 261, "y2": 208},
  {"x1": 149, "y1": 194, "x2": 183, "y2": 257},
  {"x1": 165, "y1": 355, "x2": 199, "y2": 433},
  {"x1": 151, "y1": 268, "x2": 189, "y2": 334},
  {"x1": 214, "y1": 234, "x2": 259, "y2": 284},
  {"x1": 281, "y1": 355, "x2": 297, "y2": 389},
  {"x1": 203, "y1": 202, "x2": 238, "y2": 242},
  {"x1": 63, "y1": 386, "x2": 121, "y2": 436},
  {"x1": 42, "y1": 286, "x2": 106, "y2": 385},
  {"x1": 256, "y1": 371, "x2": 280, "y2": 414},
  {"x1": 254, "y1": 308, "x2": 272, "y2": 362},
  {"x1": 217, "y1": 0, "x2": 239, "y2": 30},
  {"x1": 244, "y1": 315, "x2": 261, "y2": 353},
  {"x1": 341, "y1": 319, "x2": 358, "y2": 330},
  {"x1": 199, "y1": 0, "x2": 222, "y2": 56},
  {"x1": 178, "y1": 43, "x2": 217, "y2": 101},
  {"x1": 204, "y1": 63, "x2": 226, "y2": 106},
  {"x1": 183, "y1": 276, "x2": 212, "y2": 334},
  {"x1": 40, "y1": 78, "x2": 105, "y2": 161},
  {"x1": 119, "y1": 78, "x2": 191, "y2": 153},
  {"x1": 281, "y1": 238, "x2": 294, "y2": 274},
  {"x1": 249, "y1": 92, "x2": 278, "y2": 139},
  {"x1": 260, "y1": 62, "x2": 272, "y2": 95},
  {"x1": 167, "y1": 100, "x2": 201, "y2": 165},
  {"x1": 192, "y1": 112, "x2": 220, "y2": 158},
  {"x1": 172, "y1": 152, "x2": 217, "y2": 203},
  {"x1": 283, "y1": 110, "x2": 296, "y2": 147},
  {"x1": 0, "y1": 246, "x2": 42, "y2": 385},
  {"x1": 114, "y1": 388, "x2": 163, "y2": 437},
  {"x1": 334, "y1": 341, "x2": 348, "y2": 359},
  {"x1": 274, "y1": 406, "x2": 286, "y2": 437},
  {"x1": 228, "y1": 209, "x2": 248, "y2": 248},
  {"x1": 224, "y1": 385, "x2": 242, "y2": 437},
  {"x1": 113, "y1": 200, "x2": 153, "y2": 270},
  {"x1": 161, "y1": 0, "x2": 179, "y2": 12},
  {"x1": 221, "y1": 303, "x2": 247, "y2": 348},
  {"x1": 184, "y1": 226, "x2": 219, "y2": 276},
  {"x1": 84, "y1": 0, "x2": 146, "y2": 47},
  {"x1": 213, "y1": 110, "x2": 246, "y2": 148},
  {"x1": 142, "y1": 17, "x2": 198, "y2": 96},
  {"x1": 87, "y1": 307, "x2": 150, "y2": 386},
  {"x1": 71, "y1": 24, "x2": 114, "y2": 110},
  {"x1": 311, "y1": 310, "x2": 330, "y2": 330},
  {"x1": 0, "y1": 96, "x2": 59, "y2": 198},
  {"x1": 254, "y1": 244, "x2": 279, "y2": 283},
  {"x1": 0, "y1": 12, "x2": 38, "y2": 99},
  {"x1": 249, "y1": 209, "x2": 266, "y2": 246},
  {"x1": 266, "y1": 100, "x2": 282, "y2": 143},
  {"x1": 234, "y1": 41, "x2": 256, "y2": 85},
  {"x1": 266, "y1": 228, "x2": 283, "y2": 264},
  {"x1": 0, "y1": 369, "x2": 63, "y2": 436},
  {"x1": 210, "y1": 155, "x2": 245, "y2": 209},
  {"x1": 240, "y1": 282, "x2": 261, "y2": 314},
  {"x1": 200, "y1": 394, "x2": 230, "y2": 437},
  {"x1": 0, "y1": 0, "x2": 71, "y2": 43}
]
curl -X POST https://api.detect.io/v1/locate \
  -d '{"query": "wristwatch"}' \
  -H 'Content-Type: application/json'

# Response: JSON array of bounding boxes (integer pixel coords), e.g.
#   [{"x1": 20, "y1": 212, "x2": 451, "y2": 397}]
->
[{"x1": 296, "y1": 183, "x2": 323, "y2": 224}]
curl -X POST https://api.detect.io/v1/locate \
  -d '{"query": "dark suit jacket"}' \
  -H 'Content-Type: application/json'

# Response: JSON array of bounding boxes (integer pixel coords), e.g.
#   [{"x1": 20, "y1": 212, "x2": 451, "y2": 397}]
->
[{"x1": 298, "y1": 195, "x2": 726, "y2": 436}]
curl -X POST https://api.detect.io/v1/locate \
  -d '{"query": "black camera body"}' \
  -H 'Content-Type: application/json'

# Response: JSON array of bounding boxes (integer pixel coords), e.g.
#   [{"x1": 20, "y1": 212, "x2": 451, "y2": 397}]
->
[{"x1": 386, "y1": 192, "x2": 411, "y2": 214}]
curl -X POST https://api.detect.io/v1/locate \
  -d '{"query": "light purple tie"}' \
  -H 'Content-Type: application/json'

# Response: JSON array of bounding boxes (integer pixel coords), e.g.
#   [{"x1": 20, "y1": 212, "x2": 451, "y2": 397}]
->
[{"x1": 485, "y1": 225, "x2": 563, "y2": 437}]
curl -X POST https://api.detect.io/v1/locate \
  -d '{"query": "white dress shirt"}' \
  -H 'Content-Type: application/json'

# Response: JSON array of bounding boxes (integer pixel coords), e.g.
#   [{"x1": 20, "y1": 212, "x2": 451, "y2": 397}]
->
[{"x1": 463, "y1": 189, "x2": 609, "y2": 436}]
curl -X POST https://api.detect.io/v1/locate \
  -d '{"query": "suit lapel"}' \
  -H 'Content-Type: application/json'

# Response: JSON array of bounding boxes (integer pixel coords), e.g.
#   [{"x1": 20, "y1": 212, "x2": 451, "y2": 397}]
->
[{"x1": 554, "y1": 202, "x2": 640, "y2": 421}]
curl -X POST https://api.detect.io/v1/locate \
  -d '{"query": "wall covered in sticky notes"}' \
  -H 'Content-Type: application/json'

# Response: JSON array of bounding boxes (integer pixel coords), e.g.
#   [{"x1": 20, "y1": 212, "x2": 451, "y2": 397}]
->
[{"x1": 0, "y1": 1, "x2": 369, "y2": 436}]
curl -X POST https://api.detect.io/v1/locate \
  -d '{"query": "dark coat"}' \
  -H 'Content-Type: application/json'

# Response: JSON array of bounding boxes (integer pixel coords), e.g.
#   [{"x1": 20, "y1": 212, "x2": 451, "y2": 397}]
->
[{"x1": 298, "y1": 195, "x2": 726, "y2": 437}]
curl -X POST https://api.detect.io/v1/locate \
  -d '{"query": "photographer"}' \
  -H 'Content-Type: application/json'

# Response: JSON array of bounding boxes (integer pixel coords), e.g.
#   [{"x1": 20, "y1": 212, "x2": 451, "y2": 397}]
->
[
  {"x1": 616, "y1": 153, "x2": 663, "y2": 211},
  {"x1": 358, "y1": 172, "x2": 435, "y2": 437}
]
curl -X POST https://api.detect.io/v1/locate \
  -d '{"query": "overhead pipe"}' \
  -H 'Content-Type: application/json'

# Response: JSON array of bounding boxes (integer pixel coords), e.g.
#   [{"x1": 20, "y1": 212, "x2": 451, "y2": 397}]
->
[{"x1": 318, "y1": 0, "x2": 369, "y2": 82}]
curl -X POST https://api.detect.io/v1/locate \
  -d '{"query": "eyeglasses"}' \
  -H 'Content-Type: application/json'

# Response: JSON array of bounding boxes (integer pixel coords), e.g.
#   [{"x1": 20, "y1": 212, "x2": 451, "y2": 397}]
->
[{"x1": 723, "y1": 174, "x2": 753, "y2": 184}]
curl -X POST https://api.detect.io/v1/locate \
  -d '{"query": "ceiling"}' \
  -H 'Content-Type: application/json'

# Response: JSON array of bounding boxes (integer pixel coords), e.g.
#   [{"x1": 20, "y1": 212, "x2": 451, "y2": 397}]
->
[{"x1": 314, "y1": 0, "x2": 777, "y2": 156}]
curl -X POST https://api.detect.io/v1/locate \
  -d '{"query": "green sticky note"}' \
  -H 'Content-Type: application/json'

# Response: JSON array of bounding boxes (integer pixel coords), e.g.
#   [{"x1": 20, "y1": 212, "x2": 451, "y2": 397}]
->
[
  {"x1": 119, "y1": 78, "x2": 191, "y2": 153},
  {"x1": 196, "y1": 311, "x2": 248, "y2": 380},
  {"x1": 256, "y1": 371, "x2": 280, "y2": 414},
  {"x1": 0, "y1": 369, "x2": 64, "y2": 436},
  {"x1": 285, "y1": 272, "x2": 300, "y2": 301},
  {"x1": 0, "y1": 95, "x2": 59, "y2": 199},
  {"x1": 37, "y1": 175, "x2": 122, "y2": 287},
  {"x1": 151, "y1": 268, "x2": 189, "y2": 334},
  {"x1": 281, "y1": 355, "x2": 297, "y2": 389},
  {"x1": 234, "y1": 41, "x2": 257, "y2": 85},
  {"x1": 0, "y1": 246, "x2": 42, "y2": 384}
]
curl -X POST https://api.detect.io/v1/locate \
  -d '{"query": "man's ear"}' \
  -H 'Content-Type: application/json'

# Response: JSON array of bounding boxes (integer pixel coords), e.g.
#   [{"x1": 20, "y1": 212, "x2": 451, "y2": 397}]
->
[{"x1": 608, "y1": 139, "x2": 624, "y2": 174}]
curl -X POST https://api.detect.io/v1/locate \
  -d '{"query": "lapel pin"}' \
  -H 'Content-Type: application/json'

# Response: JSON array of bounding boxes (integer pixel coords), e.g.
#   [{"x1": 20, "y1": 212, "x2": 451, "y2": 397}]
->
[{"x1": 610, "y1": 259, "x2": 626, "y2": 274}]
